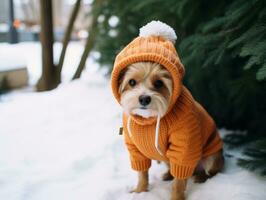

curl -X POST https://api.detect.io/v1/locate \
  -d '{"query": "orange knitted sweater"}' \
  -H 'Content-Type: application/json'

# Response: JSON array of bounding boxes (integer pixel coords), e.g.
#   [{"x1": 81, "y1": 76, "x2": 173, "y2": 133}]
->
[
  {"x1": 110, "y1": 23, "x2": 223, "y2": 179},
  {"x1": 122, "y1": 87, "x2": 223, "y2": 179}
]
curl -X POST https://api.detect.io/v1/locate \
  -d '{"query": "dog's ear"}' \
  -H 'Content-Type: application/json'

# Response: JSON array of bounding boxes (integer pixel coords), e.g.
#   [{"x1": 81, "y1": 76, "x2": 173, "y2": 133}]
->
[
  {"x1": 118, "y1": 68, "x2": 127, "y2": 84},
  {"x1": 118, "y1": 67, "x2": 128, "y2": 94}
]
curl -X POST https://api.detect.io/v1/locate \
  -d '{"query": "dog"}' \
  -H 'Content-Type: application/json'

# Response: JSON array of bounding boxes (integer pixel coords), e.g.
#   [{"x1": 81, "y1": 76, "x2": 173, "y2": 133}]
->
[
  {"x1": 111, "y1": 21, "x2": 224, "y2": 200},
  {"x1": 118, "y1": 61, "x2": 224, "y2": 200}
]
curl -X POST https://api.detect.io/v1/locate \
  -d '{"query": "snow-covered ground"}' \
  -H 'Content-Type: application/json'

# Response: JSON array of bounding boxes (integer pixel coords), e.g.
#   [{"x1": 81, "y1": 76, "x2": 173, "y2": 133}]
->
[
  {"x1": 0, "y1": 42, "x2": 101, "y2": 85},
  {"x1": 0, "y1": 42, "x2": 265, "y2": 200}
]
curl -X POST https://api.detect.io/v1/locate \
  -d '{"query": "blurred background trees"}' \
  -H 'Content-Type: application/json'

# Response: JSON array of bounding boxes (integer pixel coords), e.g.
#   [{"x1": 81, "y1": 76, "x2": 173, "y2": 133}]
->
[
  {"x1": 37, "y1": 0, "x2": 102, "y2": 90},
  {"x1": 94, "y1": 0, "x2": 266, "y2": 175}
]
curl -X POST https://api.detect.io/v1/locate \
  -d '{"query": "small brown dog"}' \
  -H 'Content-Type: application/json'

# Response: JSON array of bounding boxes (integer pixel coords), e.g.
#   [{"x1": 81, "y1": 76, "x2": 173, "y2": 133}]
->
[
  {"x1": 111, "y1": 21, "x2": 224, "y2": 200},
  {"x1": 118, "y1": 62, "x2": 224, "y2": 200}
]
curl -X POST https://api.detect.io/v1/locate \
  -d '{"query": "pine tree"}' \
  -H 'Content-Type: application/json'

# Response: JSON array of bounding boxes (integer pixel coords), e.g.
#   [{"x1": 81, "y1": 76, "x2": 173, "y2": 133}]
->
[
  {"x1": 238, "y1": 138, "x2": 266, "y2": 176},
  {"x1": 180, "y1": 0, "x2": 266, "y2": 175},
  {"x1": 179, "y1": 0, "x2": 266, "y2": 137}
]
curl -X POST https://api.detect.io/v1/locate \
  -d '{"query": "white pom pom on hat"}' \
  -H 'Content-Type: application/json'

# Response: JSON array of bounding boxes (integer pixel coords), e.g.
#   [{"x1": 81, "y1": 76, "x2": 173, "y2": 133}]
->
[{"x1": 139, "y1": 20, "x2": 177, "y2": 43}]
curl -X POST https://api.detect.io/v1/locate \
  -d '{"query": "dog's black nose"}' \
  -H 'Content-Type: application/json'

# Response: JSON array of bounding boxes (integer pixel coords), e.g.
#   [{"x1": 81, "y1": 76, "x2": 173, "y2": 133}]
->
[{"x1": 139, "y1": 95, "x2": 151, "y2": 106}]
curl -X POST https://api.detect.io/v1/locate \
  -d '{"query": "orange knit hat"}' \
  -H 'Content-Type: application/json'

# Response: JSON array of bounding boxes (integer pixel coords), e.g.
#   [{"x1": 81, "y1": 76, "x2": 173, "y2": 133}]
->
[{"x1": 111, "y1": 21, "x2": 185, "y2": 114}]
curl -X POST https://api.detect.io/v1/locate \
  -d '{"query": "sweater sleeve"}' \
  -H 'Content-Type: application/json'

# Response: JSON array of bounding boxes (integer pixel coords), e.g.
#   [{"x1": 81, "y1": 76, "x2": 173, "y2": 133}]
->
[
  {"x1": 166, "y1": 111, "x2": 203, "y2": 179},
  {"x1": 123, "y1": 114, "x2": 151, "y2": 171}
]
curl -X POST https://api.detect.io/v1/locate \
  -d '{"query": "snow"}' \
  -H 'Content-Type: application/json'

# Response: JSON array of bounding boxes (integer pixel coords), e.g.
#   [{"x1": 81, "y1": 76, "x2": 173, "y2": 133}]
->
[
  {"x1": 0, "y1": 42, "x2": 101, "y2": 85},
  {"x1": 0, "y1": 43, "x2": 28, "y2": 71},
  {"x1": 0, "y1": 42, "x2": 266, "y2": 199}
]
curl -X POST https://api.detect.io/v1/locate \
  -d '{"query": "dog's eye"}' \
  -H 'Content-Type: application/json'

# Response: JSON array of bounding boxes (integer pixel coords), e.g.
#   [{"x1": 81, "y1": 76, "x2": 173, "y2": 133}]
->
[
  {"x1": 128, "y1": 79, "x2": 136, "y2": 87},
  {"x1": 154, "y1": 80, "x2": 164, "y2": 89}
]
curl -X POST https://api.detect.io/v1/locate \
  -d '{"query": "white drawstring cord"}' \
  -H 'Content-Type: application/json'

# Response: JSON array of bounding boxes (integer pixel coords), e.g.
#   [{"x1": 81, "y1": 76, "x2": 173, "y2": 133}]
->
[
  {"x1": 127, "y1": 116, "x2": 132, "y2": 138},
  {"x1": 155, "y1": 114, "x2": 163, "y2": 156},
  {"x1": 127, "y1": 114, "x2": 163, "y2": 156}
]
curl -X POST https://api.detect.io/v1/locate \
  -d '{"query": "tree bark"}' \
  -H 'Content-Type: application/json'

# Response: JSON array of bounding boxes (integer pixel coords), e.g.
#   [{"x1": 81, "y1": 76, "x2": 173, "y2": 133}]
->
[
  {"x1": 8, "y1": 0, "x2": 18, "y2": 44},
  {"x1": 72, "y1": 0, "x2": 102, "y2": 80},
  {"x1": 37, "y1": 0, "x2": 59, "y2": 91},
  {"x1": 57, "y1": 0, "x2": 82, "y2": 80}
]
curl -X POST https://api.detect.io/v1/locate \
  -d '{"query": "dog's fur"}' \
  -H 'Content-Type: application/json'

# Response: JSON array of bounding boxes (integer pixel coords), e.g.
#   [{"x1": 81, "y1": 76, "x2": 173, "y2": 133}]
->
[
  {"x1": 118, "y1": 62, "x2": 224, "y2": 200},
  {"x1": 119, "y1": 62, "x2": 172, "y2": 118}
]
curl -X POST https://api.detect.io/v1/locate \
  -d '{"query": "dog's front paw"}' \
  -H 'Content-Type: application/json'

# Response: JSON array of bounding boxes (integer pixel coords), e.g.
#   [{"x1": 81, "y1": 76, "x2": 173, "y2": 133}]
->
[
  {"x1": 171, "y1": 193, "x2": 185, "y2": 200},
  {"x1": 130, "y1": 183, "x2": 148, "y2": 193}
]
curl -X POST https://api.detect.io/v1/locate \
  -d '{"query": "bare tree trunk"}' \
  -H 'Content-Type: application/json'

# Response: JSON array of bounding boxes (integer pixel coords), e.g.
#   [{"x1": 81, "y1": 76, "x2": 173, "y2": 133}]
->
[
  {"x1": 57, "y1": 0, "x2": 82, "y2": 80},
  {"x1": 8, "y1": 0, "x2": 18, "y2": 43},
  {"x1": 72, "y1": 0, "x2": 102, "y2": 80},
  {"x1": 37, "y1": 0, "x2": 59, "y2": 91},
  {"x1": 72, "y1": 20, "x2": 98, "y2": 80},
  {"x1": 37, "y1": 0, "x2": 100, "y2": 89}
]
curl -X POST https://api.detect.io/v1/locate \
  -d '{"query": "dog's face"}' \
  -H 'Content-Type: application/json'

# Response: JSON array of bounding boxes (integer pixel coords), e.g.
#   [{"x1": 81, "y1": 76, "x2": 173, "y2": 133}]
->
[{"x1": 118, "y1": 62, "x2": 173, "y2": 118}]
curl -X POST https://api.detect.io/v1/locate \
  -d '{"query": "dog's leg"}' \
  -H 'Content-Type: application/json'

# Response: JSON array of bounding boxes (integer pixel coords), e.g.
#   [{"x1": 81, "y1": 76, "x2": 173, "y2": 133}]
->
[
  {"x1": 203, "y1": 150, "x2": 224, "y2": 177},
  {"x1": 171, "y1": 178, "x2": 187, "y2": 200},
  {"x1": 162, "y1": 162, "x2": 174, "y2": 181},
  {"x1": 193, "y1": 170, "x2": 209, "y2": 183},
  {"x1": 194, "y1": 150, "x2": 224, "y2": 183},
  {"x1": 130, "y1": 170, "x2": 149, "y2": 193}
]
